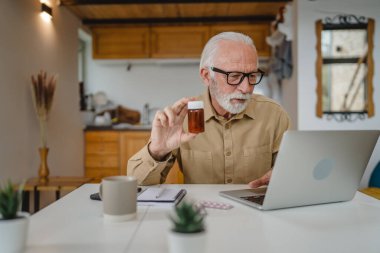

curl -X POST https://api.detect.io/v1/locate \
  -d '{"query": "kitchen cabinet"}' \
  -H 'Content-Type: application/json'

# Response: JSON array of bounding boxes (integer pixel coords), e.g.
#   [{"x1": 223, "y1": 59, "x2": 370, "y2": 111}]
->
[
  {"x1": 119, "y1": 131, "x2": 151, "y2": 175},
  {"x1": 85, "y1": 131, "x2": 120, "y2": 182},
  {"x1": 210, "y1": 23, "x2": 271, "y2": 57},
  {"x1": 150, "y1": 25, "x2": 209, "y2": 58},
  {"x1": 92, "y1": 26, "x2": 150, "y2": 59},
  {"x1": 91, "y1": 23, "x2": 270, "y2": 59},
  {"x1": 85, "y1": 130, "x2": 183, "y2": 184}
]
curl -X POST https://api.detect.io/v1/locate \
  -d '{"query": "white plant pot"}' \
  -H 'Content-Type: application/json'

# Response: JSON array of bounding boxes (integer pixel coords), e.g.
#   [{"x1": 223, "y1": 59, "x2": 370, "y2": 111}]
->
[
  {"x1": 168, "y1": 230, "x2": 207, "y2": 253},
  {"x1": 0, "y1": 212, "x2": 30, "y2": 253}
]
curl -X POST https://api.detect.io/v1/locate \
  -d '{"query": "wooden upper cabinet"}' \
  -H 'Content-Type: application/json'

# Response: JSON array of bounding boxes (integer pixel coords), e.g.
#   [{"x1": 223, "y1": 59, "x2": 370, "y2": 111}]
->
[
  {"x1": 150, "y1": 26, "x2": 209, "y2": 58},
  {"x1": 92, "y1": 26, "x2": 150, "y2": 59},
  {"x1": 210, "y1": 23, "x2": 271, "y2": 57},
  {"x1": 91, "y1": 23, "x2": 270, "y2": 59}
]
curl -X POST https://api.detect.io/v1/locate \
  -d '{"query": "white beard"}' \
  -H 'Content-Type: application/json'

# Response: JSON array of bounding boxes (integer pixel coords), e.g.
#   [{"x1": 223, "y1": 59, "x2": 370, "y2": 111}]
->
[{"x1": 209, "y1": 79, "x2": 251, "y2": 114}]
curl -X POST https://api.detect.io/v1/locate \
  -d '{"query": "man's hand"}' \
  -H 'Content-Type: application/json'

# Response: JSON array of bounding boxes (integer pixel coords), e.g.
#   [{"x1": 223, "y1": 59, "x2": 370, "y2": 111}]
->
[
  {"x1": 148, "y1": 97, "x2": 198, "y2": 160},
  {"x1": 248, "y1": 170, "x2": 272, "y2": 188}
]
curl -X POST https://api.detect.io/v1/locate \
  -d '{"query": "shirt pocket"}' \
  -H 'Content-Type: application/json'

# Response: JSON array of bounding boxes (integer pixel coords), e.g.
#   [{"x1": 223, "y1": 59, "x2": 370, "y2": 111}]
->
[
  {"x1": 240, "y1": 145, "x2": 272, "y2": 183},
  {"x1": 180, "y1": 149, "x2": 213, "y2": 183}
]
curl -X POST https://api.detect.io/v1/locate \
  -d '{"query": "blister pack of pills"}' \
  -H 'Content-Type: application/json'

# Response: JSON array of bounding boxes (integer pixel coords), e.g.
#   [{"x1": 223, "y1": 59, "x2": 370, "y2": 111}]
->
[{"x1": 198, "y1": 200, "x2": 233, "y2": 210}]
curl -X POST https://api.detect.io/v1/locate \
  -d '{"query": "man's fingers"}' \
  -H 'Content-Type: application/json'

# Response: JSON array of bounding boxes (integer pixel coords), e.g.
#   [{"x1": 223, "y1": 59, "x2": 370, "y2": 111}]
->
[
  {"x1": 248, "y1": 170, "x2": 272, "y2": 188},
  {"x1": 248, "y1": 179, "x2": 264, "y2": 188},
  {"x1": 178, "y1": 106, "x2": 188, "y2": 121},
  {"x1": 152, "y1": 111, "x2": 161, "y2": 126},
  {"x1": 172, "y1": 96, "x2": 199, "y2": 115},
  {"x1": 264, "y1": 170, "x2": 272, "y2": 181},
  {"x1": 171, "y1": 97, "x2": 189, "y2": 115},
  {"x1": 155, "y1": 110, "x2": 168, "y2": 127},
  {"x1": 163, "y1": 106, "x2": 175, "y2": 127},
  {"x1": 180, "y1": 132, "x2": 197, "y2": 144}
]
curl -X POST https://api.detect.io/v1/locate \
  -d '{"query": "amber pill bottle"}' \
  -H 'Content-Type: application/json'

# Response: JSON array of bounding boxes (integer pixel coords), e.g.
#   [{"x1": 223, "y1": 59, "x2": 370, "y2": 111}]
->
[{"x1": 187, "y1": 101, "x2": 205, "y2": 133}]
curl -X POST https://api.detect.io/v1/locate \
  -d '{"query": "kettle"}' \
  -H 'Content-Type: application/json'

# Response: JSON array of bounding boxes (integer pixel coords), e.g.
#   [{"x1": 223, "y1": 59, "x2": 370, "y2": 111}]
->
[{"x1": 94, "y1": 112, "x2": 111, "y2": 126}]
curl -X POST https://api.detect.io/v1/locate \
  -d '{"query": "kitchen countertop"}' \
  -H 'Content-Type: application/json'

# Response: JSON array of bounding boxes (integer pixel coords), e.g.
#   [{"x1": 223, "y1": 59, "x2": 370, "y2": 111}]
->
[{"x1": 84, "y1": 124, "x2": 151, "y2": 131}]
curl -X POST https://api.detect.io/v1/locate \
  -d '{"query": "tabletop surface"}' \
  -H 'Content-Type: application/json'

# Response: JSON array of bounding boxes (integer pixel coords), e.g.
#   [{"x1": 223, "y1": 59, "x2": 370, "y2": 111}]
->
[{"x1": 26, "y1": 184, "x2": 380, "y2": 253}]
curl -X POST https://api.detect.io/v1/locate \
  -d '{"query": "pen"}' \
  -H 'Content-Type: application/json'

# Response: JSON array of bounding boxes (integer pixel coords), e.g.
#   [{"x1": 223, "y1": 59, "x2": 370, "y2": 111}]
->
[{"x1": 155, "y1": 186, "x2": 165, "y2": 199}]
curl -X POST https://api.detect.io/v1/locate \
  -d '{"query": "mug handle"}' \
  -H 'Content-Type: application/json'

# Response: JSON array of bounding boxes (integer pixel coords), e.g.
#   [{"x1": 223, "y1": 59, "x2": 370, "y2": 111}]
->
[{"x1": 99, "y1": 184, "x2": 103, "y2": 200}]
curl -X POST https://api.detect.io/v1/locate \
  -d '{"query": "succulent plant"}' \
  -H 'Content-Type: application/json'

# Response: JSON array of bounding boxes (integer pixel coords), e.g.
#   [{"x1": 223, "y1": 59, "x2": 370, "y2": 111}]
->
[
  {"x1": 0, "y1": 181, "x2": 22, "y2": 220},
  {"x1": 169, "y1": 201, "x2": 205, "y2": 233}
]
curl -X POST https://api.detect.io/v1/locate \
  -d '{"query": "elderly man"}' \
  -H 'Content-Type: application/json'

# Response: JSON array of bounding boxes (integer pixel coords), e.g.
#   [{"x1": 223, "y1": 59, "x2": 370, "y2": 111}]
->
[{"x1": 127, "y1": 32, "x2": 290, "y2": 188}]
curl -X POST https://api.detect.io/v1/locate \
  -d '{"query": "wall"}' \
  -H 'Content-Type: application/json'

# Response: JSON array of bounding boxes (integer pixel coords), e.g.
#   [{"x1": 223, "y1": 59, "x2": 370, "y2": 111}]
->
[
  {"x1": 0, "y1": 1, "x2": 83, "y2": 183},
  {"x1": 295, "y1": 0, "x2": 380, "y2": 187},
  {"x1": 84, "y1": 55, "x2": 204, "y2": 114},
  {"x1": 281, "y1": 3, "x2": 298, "y2": 131}
]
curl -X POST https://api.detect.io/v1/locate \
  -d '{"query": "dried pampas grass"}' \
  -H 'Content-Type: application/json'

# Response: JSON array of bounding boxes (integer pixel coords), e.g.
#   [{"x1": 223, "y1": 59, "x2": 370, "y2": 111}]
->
[{"x1": 31, "y1": 70, "x2": 57, "y2": 148}]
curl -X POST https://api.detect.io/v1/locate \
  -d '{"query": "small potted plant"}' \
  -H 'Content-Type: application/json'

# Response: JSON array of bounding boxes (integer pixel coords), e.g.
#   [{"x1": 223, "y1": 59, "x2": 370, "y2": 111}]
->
[
  {"x1": 168, "y1": 201, "x2": 207, "y2": 253},
  {"x1": 0, "y1": 181, "x2": 29, "y2": 253}
]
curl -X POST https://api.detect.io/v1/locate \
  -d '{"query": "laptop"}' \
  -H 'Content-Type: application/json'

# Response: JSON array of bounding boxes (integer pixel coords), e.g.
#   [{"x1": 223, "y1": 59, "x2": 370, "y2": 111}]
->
[{"x1": 220, "y1": 130, "x2": 380, "y2": 210}]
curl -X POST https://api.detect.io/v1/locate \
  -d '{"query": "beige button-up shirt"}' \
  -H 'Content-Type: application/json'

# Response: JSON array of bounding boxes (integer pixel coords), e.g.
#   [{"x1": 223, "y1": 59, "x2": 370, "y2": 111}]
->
[{"x1": 127, "y1": 90, "x2": 290, "y2": 185}]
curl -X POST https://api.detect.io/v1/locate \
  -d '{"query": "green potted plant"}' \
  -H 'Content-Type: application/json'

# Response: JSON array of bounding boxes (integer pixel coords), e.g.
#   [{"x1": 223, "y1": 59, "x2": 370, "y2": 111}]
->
[
  {"x1": 168, "y1": 201, "x2": 207, "y2": 253},
  {"x1": 0, "y1": 180, "x2": 29, "y2": 253}
]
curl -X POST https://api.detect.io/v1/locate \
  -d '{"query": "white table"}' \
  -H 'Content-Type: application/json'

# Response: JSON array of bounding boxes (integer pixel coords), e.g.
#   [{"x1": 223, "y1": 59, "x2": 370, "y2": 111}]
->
[{"x1": 26, "y1": 184, "x2": 380, "y2": 253}]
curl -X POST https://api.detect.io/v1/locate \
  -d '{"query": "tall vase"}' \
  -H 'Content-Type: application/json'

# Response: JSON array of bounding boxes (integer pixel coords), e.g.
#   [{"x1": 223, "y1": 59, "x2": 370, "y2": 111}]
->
[{"x1": 38, "y1": 147, "x2": 50, "y2": 184}]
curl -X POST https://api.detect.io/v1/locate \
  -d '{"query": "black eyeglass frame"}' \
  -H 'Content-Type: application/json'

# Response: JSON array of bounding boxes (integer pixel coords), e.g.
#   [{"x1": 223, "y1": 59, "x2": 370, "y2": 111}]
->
[{"x1": 210, "y1": 66, "x2": 265, "y2": 86}]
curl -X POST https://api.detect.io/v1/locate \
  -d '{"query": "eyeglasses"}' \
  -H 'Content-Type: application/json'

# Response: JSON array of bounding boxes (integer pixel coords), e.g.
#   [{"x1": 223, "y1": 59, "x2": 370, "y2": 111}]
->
[{"x1": 210, "y1": 67, "x2": 265, "y2": 86}]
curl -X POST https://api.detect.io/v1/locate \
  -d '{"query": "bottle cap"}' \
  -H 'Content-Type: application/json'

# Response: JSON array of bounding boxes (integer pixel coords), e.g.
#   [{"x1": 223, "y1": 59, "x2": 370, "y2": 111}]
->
[{"x1": 188, "y1": 101, "x2": 204, "y2": 110}]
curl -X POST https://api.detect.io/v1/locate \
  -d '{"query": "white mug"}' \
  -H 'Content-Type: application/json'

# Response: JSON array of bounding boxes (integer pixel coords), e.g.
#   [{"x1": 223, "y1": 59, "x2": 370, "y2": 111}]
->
[{"x1": 100, "y1": 176, "x2": 137, "y2": 222}]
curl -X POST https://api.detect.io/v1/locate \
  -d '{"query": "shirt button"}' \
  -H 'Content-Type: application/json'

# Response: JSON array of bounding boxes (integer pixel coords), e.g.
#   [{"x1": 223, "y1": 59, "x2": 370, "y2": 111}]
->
[
  {"x1": 226, "y1": 178, "x2": 232, "y2": 183},
  {"x1": 226, "y1": 151, "x2": 231, "y2": 156},
  {"x1": 225, "y1": 124, "x2": 230, "y2": 130}
]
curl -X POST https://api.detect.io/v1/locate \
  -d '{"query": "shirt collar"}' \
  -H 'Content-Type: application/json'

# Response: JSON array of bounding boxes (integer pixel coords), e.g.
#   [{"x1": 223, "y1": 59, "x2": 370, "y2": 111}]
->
[
  {"x1": 202, "y1": 89, "x2": 215, "y2": 122},
  {"x1": 201, "y1": 89, "x2": 256, "y2": 122}
]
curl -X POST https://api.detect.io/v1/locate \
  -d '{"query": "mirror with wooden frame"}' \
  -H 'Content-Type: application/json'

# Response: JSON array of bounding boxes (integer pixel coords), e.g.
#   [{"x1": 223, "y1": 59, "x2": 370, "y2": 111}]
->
[{"x1": 315, "y1": 15, "x2": 374, "y2": 121}]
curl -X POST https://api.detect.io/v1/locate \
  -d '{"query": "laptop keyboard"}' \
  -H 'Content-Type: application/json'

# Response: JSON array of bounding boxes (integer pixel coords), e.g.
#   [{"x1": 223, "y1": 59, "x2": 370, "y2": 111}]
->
[{"x1": 240, "y1": 195, "x2": 265, "y2": 205}]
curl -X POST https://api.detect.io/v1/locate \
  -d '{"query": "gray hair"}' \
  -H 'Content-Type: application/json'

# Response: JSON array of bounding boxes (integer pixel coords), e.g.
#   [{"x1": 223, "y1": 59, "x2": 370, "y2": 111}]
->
[{"x1": 199, "y1": 32, "x2": 256, "y2": 71}]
